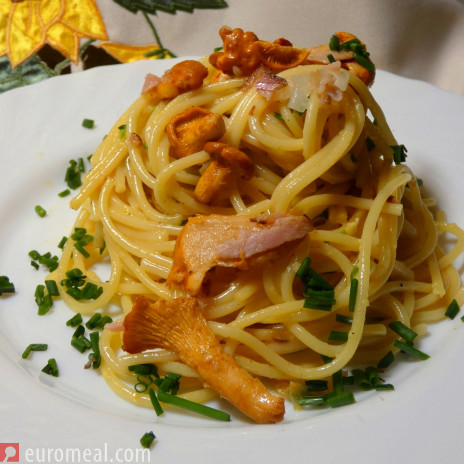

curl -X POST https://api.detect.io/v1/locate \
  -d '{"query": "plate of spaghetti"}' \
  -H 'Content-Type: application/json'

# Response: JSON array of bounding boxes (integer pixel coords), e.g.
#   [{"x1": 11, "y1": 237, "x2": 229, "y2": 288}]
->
[{"x1": 1, "y1": 27, "x2": 464, "y2": 463}]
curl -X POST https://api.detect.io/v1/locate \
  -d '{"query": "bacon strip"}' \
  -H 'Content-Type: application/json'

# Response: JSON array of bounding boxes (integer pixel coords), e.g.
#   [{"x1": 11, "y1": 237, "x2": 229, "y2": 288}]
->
[{"x1": 167, "y1": 213, "x2": 311, "y2": 295}]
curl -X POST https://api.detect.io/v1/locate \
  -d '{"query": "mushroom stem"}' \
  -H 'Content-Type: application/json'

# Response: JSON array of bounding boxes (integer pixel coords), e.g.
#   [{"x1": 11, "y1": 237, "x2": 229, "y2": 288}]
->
[{"x1": 123, "y1": 296, "x2": 285, "y2": 424}]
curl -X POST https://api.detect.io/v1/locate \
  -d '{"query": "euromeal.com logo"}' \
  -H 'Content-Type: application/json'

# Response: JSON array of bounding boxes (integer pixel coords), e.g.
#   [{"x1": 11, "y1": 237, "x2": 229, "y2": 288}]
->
[
  {"x1": 0, "y1": 444, "x2": 19, "y2": 462},
  {"x1": 0, "y1": 443, "x2": 151, "y2": 463}
]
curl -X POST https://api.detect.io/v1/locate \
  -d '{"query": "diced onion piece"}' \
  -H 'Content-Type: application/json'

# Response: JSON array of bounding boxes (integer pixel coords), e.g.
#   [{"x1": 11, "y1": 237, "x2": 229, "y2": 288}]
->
[{"x1": 287, "y1": 73, "x2": 311, "y2": 113}]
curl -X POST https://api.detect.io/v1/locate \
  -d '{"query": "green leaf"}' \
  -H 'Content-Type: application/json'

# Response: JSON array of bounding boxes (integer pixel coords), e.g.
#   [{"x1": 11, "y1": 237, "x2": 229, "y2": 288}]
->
[
  {"x1": 113, "y1": 0, "x2": 228, "y2": 14},
  {"x1": 0, "y1": 55, "x2": 53, "y2": 94}
]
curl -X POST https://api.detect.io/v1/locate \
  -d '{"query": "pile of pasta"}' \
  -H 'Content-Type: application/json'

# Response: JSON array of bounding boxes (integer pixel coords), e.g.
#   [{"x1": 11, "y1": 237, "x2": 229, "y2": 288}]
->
[{"x1": 52, "y1": 27, "x2": 464, "y2": 422}]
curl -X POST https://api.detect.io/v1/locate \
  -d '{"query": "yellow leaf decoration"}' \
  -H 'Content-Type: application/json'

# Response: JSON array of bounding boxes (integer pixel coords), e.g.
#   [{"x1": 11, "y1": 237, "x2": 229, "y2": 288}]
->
[
  {"x1": 60, "y1": 0, "x2": 107, "y2": 40},
  {"x1": 99, "y1": 41, "x2": 173, "y2": 63},
  {"x1": 7, "y1": 2, "x2": 44, "y2": 66},
  {"x1": 2, "y1": 0, "x2": 108, "y2": 68},
  {"x1": 46, "y1": 22, "x2": 80, "y2": 64},
  {"x1": 0, "y1": 2, "x2": 9, "y2": 56}
]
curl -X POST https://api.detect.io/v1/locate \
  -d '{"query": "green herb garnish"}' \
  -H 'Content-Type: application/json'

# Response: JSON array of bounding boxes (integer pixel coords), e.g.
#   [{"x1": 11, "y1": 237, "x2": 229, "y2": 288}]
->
[
  {"x1": 296, "y1": 257, "x2": 336, "y2": 311},
  {"x1": 140, "y1": 431, "x2": 156, "y2": 449},
  {"x1": 34, "y1": 205, "x2": 47, "y2": 217},
  {"x1": 329, "y1": 35, "x2": 340, "y2": 52},
  {"x1": 445, "y1": 299, "x2": 460, "y2": 320},
  {"x1": 389, "y1": 321, "x2": 417, "y2": 345},
  {"x1": 0, "y1": 276, "x2": 15, "y2": 295},
  {"x1": 391, "y1": 144, "x2": 408, "y2": 164},
  {"x1": 82, "y1": 118, "x2": 94, "y2": 129},
  {"x1": 157, "y1": 390, "x2": 230, "y2": 421},
  {"x1": 394, "y1": 340, "x2": 430, "y2": 360},
  {"x1": 41, "y1": 358, "x2": 59, "y2": 377},
  {"x1": 22, "y1": 343, "x2": 48, "y2": 359}
]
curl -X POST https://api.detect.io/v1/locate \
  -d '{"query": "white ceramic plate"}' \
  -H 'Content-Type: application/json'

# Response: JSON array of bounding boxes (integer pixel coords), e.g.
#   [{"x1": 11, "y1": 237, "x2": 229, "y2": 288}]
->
[{"x1": 1, "y1": 59, "x2": 463, "y2": 464}]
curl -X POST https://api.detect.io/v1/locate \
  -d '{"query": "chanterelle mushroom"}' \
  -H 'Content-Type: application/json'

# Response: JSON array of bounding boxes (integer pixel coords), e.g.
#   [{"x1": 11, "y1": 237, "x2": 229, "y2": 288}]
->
[
  {"x1": 194, "y1": 142, "x2": 254, "y2": 204},
  {"x1": 122, "y1": 296, "x2": 285, "y2": 424},
  {"x1": 166, "y1": 107, "x2": 226, "y2": 158}
]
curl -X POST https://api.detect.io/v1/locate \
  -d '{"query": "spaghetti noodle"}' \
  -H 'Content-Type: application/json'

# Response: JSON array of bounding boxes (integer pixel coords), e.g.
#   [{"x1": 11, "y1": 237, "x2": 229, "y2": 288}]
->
[{"x1": 50, "y1": 27, "x2": 464, "y2": 423}]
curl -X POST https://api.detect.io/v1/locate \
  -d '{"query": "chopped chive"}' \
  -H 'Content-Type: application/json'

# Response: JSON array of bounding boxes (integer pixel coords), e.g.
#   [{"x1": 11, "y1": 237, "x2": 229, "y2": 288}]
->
[
  {"x1": 377, "y1": 350, "x2": 395, "y2": 369},
  {"x1": 445, "y1": 299, "x2": 460, "y2": 320},
  {"x1": 375, "y1": 383, "x2": 395, "y2": 391},
  {"x1": 321, "y1": 354, "x2": 333, "y2": 364},
  {"x1": 66, "y1": 313, "x2": 83, "y2": 327},
  {"x1": 352, "y1": 369, "x2": 372, "y2": 390},
  {"x1": 29, "y1": 250, "x2": 40, "y2": 260},
  {"x1": 134, "y1": 382, "x2": 148, "y2": 393},
  {"x1": 30, "y1": 260, "x2": 39, "y2": 270},
  {"x1": 71, "y1": 228, "x2": 87, "y2": 240},
  {"x1": 304, "y1": 271, "x2": 334, "y2": 291},
  {"x1": 332, "y1": 369, "x2": 344, "y2": 394},
  {"x1": 35, "y1": 284, "x2": 45, "y2": 302},
  {"x1": 326, "y1": 391, "x2": 356, "y2": 408},
  {"x1": 365, "y1": 136, "x2": 375, "y2": 151},
  {"x1": 89, "y1": 331, "x2": 101, "y2": 369},
  {"x1": 81, "y1": 282, "x2": 103, "y2": 300},
  {"x1": 22, "y1": 343, "x2": 48, "y2": 359},
  {"x1": 66, "y1": 287, "x2": 82, "y2": 300},
  {"x1": 37, "y1": 294, "x2": 53, "y2": 315},
  {"x1": 336, "y1": 314, "x2": 353, "y2": 325},
  {"x1": 148, "y1": 389, "x2": 164, "y2": 416},
  {"x1": 45, "y1": 280, "x2": 59, "y2": 297},
  {"x1": 273, "y1": 112, "x2": 284, "y2": 121},
  {"x1": 394, "y1": 340, "x2": 430, "y2": 360},
  {"x1": 303, "y1": 299, "x2": 334, "y2": 311},
  {"x1": 305, "y1": 379, "x2": 328, "y2": 392},
  {"x1": 329, "y1": 34, "x2": 340, "y2": 52},
  {"x1": 129, "y1": 363, "x2": 159, "y2": 377},
  {"x1": 0, "y1": 276, "x2": 15, "y2": 295},
  {"x1": 296, "y1": 395, "x2": 328, "y2": 406},
  {"x1": 38, "y1": 254, "x2": 59, "y2": 272},
  {"x1": 82, "y1": 118, "x2": 94, "y2": 129},
  {"x1": 353, "y1": 52, "x2": 375, "y2": 71},
  {"x1": 157, "y1": 390, "x2": 230, "y2": 421},
  {"x1": 71, "y1": 335, "x2": 91, "y2": 353},
  {"x1": 295, "y1": 257, "x2": 312, "y2": 279},
  {"x1": 74, "y1": 242, "x2": 90, "y2": 258},
  {"x1": 391, "y1": 144, "x2": 407, "y2": 164},
  {"x1": 118, "y1": 124, "x2": 127, "y2": 139},
  {"x1": 140, "y1": 431, "x2": 156, "y2": 449},
  {"x1": 348, "y1": 278, "x2": 358, "y2": 312},
  {"x1": 65, "y1": 159, "x2": 83, "y2": 190},
  {"x1": 159, "y1": 372, "x2": 181, "y2": 395},
  {"x1": 213, "y1": 46, "x2": 223, "y2": 52},
  {"x1": 41, "y1": 358, "x2": 59, "y2": 377},
  {"x1": 58, "y1": 189, "x2": 70, "y2": 197},
  {"x1": 95, "y1": 315, "x2": 113, "y2": 330},
  {"x1": 388, "y1": 321, "x2": 417, "y2": 345},
  {"x1": 77, "y1": 157, "x2": 85, "y2": 173},
  {"x1": 57, "y1": 236, "x2": 68, "y2": 249},
  {"x1": 340, "y1": 38, "x2": 361, "y2": 51},
  {"x1": 34, "y1": 205, "x2": 47, "y2": 217},
  {"x1": 30, "y1": 250, "x2": 59, "y2": 272},
  {"x1": 342, "y1": 375, "x2": 355, "y2": 385},
  {"x1": 327, "y1": 53, "x2": 336, "y2": 63},
  {"x1": 72, "y1": 325, "x2": 85, "y2": 339},
  {"x1": 86, "y1": 313, "x2": 102, "y2": 330},
  {"x1": 328, "y1": 331, "x2": 349, "y2": 342}
]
